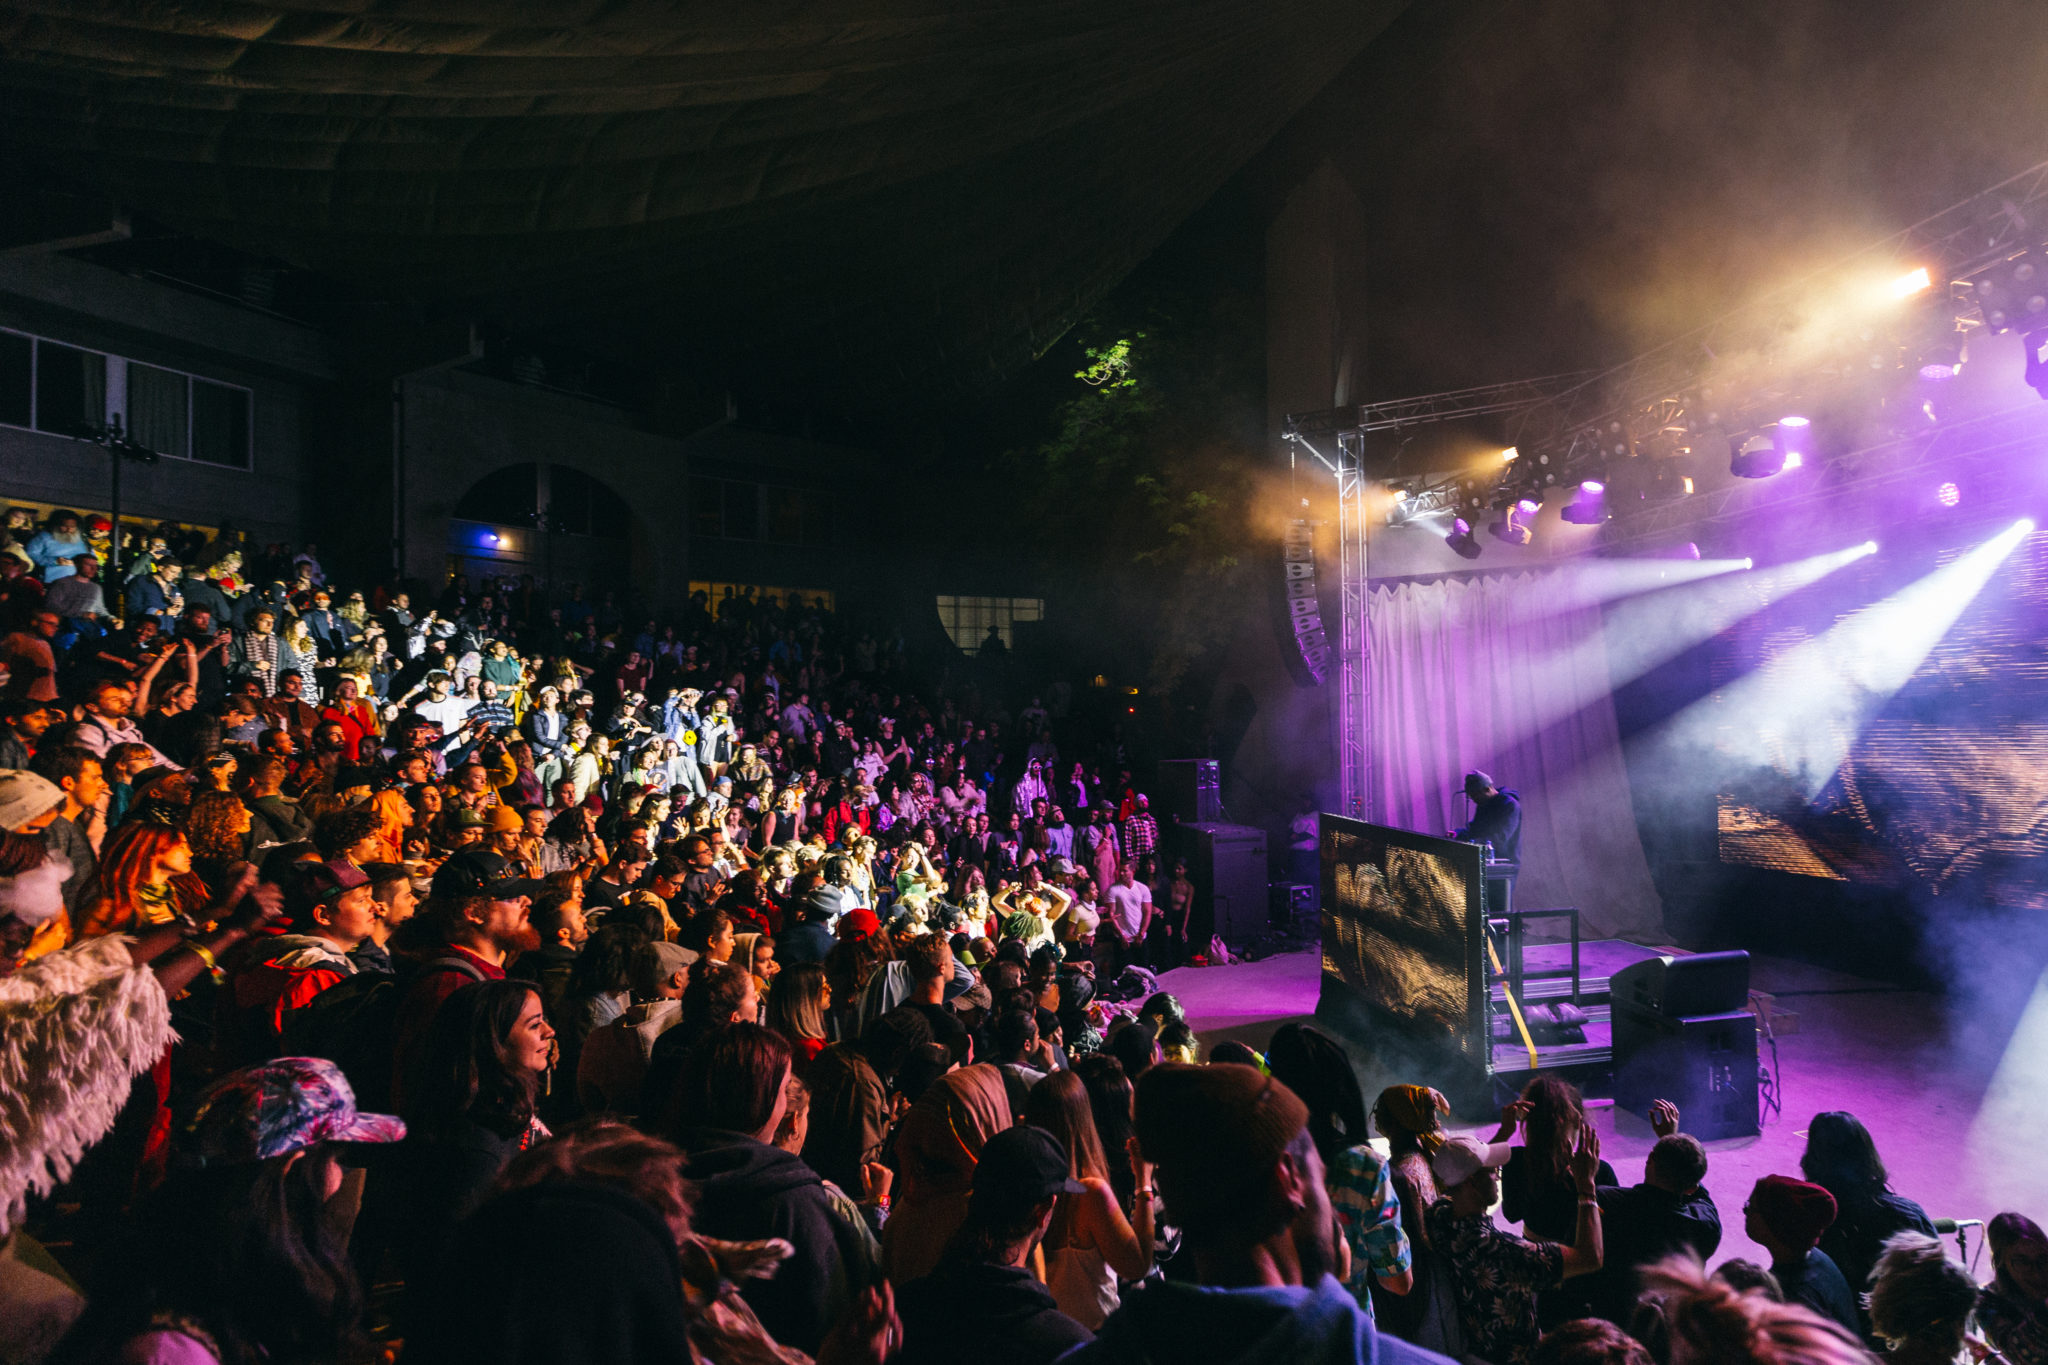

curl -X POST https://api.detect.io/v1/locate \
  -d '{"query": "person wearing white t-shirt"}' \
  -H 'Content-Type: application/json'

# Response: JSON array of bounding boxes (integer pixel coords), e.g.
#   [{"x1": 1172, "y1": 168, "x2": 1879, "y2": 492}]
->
[
  {"x1": 1099, "y1": 861, "x2": 1153, "y2": 978},
  {"x1": 410, "y1": 671, "x2": 475, "y2": 734}
]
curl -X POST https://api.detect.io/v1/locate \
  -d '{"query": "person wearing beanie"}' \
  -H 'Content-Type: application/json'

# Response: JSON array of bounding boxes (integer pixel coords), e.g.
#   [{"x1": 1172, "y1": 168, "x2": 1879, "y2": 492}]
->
[
  {"x1": 1425, "y1": 1127, "x2": 1605, "y2": 1365},
  {"x1": 1746, "y1": 1174, "x2": 1859, "y2": 1335},
  {"x1": 1061, "y1": 1062, "x2": 1452, "y2": 1365}
]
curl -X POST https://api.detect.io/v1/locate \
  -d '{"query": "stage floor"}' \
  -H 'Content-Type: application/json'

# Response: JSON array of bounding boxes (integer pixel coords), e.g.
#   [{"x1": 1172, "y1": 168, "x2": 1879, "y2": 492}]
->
[{"x1": 1159, "y1": 946, "x2": 2025, "y2": 1274}]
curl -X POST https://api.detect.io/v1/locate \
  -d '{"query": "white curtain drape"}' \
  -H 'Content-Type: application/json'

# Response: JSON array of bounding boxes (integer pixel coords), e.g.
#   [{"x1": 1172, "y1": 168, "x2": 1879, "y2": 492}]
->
[{"x1": 1365, "y1": 570, "x2": 1665, "y2": 941}]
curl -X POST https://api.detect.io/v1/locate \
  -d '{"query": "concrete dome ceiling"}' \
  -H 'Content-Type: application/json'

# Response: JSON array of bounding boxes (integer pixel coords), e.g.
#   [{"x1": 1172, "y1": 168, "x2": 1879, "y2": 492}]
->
[{"x1": 0, "y1": 1, "x2": 1408, "y2": 401}]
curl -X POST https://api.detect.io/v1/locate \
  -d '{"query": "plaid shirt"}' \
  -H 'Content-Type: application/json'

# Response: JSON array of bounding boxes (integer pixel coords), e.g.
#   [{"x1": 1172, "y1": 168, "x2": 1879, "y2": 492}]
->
[
  {"x1": 1329, "y1": 1143, "x2": 1411, "y2": 1304},
  {"x1": 1122, "y1": 811, "x2": 1158, "y2": 860}
]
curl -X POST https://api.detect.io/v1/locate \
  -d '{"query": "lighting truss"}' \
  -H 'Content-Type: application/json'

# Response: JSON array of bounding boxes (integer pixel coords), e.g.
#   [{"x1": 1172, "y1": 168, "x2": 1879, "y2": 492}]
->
[{"x1": 1502, "y1": 157, "x2": 2048, "y2": 498}]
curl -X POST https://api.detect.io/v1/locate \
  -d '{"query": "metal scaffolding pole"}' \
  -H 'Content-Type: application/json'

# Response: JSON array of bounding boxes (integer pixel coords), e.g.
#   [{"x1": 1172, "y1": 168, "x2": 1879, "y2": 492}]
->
[{"x1": 1289, "y1": 431, "x2": 1372, "y2": 821}]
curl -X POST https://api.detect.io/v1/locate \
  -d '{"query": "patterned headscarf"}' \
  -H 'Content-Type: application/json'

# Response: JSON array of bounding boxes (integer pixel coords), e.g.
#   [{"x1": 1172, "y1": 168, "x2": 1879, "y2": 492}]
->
[{"x1": 1373, "y1": 1083, "x2": 1451, "y2": 1156}]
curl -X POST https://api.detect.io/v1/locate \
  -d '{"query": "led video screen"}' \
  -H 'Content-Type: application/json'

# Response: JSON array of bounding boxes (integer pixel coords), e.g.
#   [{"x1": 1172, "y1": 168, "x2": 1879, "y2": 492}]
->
[
  {"x1": 1714, "y1": 527, "x2": 2048, "y2": 908},
  {"x1": 1319, "y1": 816, "x2": 1486, "y2": 1067}
]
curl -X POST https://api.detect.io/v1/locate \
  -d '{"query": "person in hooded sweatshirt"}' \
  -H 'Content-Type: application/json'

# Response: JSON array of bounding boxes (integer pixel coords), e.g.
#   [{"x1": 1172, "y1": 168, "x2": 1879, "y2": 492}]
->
[
  {"x1": 657, "y1": 1021, "x2": 872, "y2": 1355},
  {"x1": 894, "y1": 1124, "x2": 1094, "y2": 1365},
  {"x1": 1059, "y1": 1063, "x2": 1454, "y2": 1365}
]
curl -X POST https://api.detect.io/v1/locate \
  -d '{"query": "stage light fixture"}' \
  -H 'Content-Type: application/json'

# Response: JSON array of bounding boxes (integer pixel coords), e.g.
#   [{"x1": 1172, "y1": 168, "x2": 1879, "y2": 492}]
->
[
  {"x1": 2021, "y1": 518, "x2": 2038, "y2": 534},
  {"x1": 1972, "y1": 253, "x2": 2048, "y2": 334},
  {"x1": 1742, "y1": 558, "x2": 1755, "y2": 570},
  {"x1": 1863, "y1": 540, "x2": 1880, "y2": 554},
  {"x1": 1560, "y1": 480, "x2": 1607, "y2": 524},
  {"x1": 1516, "y1": 497, "x2": 1541, "y2": 515},
  {"x1": 1502, "y1": 446, "x2": 1519, "y2": 463},
  {"x1": 1890, "y1": 267, "x2": 1932, "y2": 299},
  {"x1": 1445, "y1": 517, "x2": 1483, "y2": 559},
  {"x1": 1730, "y1": 433, "x2": 1785, "y2": 479},
  {"x1": 1489, "y1": 505, "x2": 1533, "y2": 546},
  {"x1": 1937, "y1": 481, "x2": 1961, "y2": 508},
  {"x1": 2025, "y1": 329, "x2": 2048, "y2": 400}
]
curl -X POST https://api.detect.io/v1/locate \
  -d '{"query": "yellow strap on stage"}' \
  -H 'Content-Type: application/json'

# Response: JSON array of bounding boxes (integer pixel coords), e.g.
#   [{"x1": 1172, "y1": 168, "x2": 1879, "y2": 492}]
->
[{"x1": 1486, "y1": 934, "x2": 1540, "y2": 1074}]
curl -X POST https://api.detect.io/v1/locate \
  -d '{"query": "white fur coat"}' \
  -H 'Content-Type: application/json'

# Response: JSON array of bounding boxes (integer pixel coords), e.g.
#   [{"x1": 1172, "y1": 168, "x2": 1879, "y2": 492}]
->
[{"x1": 0, "y1": 936, "x2": 174, "y2": 1235}]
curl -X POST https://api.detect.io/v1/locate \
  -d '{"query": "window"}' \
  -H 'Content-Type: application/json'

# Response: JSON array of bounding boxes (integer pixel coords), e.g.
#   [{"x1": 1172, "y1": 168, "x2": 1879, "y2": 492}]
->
[
  {"x1": 0, "y1": 328, "x2": 253, "y2": 470},
  {"x1": 128, "y1": 363, "x2": 190, "y2": 461},
  {"x1": 936, "y1": 595, "x2": 1045, "y2": 654},
  {"x1": 0, "y1": 332, "x2": 28, "y2": 429},
  {"x1": 691, "y1": 475, "x2": 831, "y2": 544},
  {"x1": 192, "y1": 378, "x2": 250, "y2": 468},
  {"x1": 34, "y1": 342, "x2": 105, "y2": 438}
]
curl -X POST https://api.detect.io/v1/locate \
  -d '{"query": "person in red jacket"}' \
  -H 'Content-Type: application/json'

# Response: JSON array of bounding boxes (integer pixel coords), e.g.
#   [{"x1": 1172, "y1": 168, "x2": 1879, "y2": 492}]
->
[{"x1": 227, "y1": 860, "x2": 377, "y2": 1062}]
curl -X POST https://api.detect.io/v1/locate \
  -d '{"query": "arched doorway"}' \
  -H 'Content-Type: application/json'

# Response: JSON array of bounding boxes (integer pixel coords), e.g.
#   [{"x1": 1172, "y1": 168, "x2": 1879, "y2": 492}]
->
[{"x1": 448, "y1": 462, "x2": 638, "y2": 601}]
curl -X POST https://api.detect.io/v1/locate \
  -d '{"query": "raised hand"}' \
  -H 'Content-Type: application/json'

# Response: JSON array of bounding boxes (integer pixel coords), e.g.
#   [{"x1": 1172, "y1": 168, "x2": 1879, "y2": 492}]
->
[
  {"x1": 1650, "y1": 1099, "x2": 1680, "y2": 1138},
  {"x1": 1569, "y1": 1122, "x2": 1603, "y2": 1195}
]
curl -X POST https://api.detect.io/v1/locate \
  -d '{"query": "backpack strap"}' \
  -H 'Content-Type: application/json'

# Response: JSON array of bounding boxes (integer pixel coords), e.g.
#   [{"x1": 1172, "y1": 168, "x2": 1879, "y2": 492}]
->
[{"x1": 425, "y1": 954, "x2": 489, "y2": 983}]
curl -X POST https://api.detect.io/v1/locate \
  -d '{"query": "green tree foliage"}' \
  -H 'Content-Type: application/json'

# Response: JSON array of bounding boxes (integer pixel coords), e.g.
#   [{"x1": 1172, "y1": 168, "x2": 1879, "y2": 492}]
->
[{"x1": 1002, "y1": 294, "x2": 1264, "y2": 693}]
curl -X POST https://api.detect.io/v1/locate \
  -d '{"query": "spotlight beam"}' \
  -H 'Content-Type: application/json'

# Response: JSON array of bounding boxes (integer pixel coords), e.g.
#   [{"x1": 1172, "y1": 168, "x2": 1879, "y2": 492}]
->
[
  {"x1": 1665, "y1": 521, "x2": 2032, "y2": 801},
  {"x1": 1366, "y1": 543, "x2": 1874, "y2": 756}
]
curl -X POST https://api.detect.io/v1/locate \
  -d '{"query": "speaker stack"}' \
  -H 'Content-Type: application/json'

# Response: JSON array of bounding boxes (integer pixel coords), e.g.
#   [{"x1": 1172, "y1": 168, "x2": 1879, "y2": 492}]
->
[
  {"x1": 1284, "y1": 520, "x2": 1329, "y2": 683},
  {"x1": 1609, "y1": 950, "x2": 1760, "y2": 1140}
]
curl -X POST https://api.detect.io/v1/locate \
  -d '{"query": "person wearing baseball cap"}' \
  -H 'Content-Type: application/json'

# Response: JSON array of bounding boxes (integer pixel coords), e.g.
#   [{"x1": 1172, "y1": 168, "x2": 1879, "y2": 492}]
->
[
  {"x1": 67, "y1": 1057, "x2": 402, "y2": 1365},
  {"x1": 389, "y1": 849, "x2": 543, "y2": 1108},
  {"x1": 1746, "y1": 1174, "x2": 1859, "y2": 1335},
  {"x1": 1423, "y1": 1127, "x2": 1604, "y2": 1365},
  {"x1": 893, "y1": 1125, "x2": 1094, "y2": 1364},
  {"x1": 226, "y1": 860, "x2": 377, "y2": 1059},
  {"x1": 1063, "y1": 1062, "x2": 1452, "y2": 1364},
  {"x1": 1451, "y1": 770, "x2": 1522, "y2": 862}
]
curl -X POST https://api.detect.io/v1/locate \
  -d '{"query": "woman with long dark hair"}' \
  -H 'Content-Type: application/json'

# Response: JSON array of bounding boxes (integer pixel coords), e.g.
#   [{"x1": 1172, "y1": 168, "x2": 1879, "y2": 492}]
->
[
  {"x1": 767, "y1": 960, "x2": 832, "y2": 1069},
  {"x1": 383, "y1": 979, "x2": 556, "y2": 1297},
  {"x1": 1800, "y1": 1110, "x2": 1936, "y2": 1336},
  {"x1": 1500, "y1": 1073, "x2": 1618, "y2": 1243},
  {"x1": 1022, "y1": 1069, "x2": 1153, "y2": 1329},
  {"x1": 59, "y1": 1056, "x2": 403, "y2": 1365}
]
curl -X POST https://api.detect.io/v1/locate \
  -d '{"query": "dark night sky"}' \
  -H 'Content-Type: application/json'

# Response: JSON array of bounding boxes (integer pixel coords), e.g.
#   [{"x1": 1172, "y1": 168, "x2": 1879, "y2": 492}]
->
[{"x1": 1298, "y1": 0, "x2": 2048, "y2": 399}]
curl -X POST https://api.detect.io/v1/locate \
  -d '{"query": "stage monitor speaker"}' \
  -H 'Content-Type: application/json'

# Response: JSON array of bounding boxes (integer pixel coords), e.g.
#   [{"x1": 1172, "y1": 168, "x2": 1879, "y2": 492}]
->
[
  {"x1": 1156, "y1": 759, "x2": 1222, "y2": 824},
  {"x1": 1182, "y1": 821, "x2": 1267, "y2": 943},
  {"x1": 1613, "y1": 1008, "x2": 1760, "y2": 1140},
  {"x1": 1608, "y1": 950, "x2": 1750, "y2": 1020}
]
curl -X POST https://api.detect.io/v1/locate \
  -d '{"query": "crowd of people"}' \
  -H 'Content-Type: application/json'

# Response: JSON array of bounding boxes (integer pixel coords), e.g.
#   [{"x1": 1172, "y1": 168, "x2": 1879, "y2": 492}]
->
[{"x1": 0, "y1": 505, "x2": 2038, "y2": 1365}]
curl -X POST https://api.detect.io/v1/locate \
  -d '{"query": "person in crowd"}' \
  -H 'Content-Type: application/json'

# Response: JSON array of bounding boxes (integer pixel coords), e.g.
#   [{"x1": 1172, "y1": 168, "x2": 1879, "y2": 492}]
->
[
  {"x1": 1062, "y1": 1062, "x2": 1450, "y2": 1364},
  {"x1": 1264, "y1": 1023, "x2": 1415, "y2": 1315},
  {"x1": 1863, "y1": 1231, "x2": 1980, "y2": 1364},
  {"x1": 1502, "y1": 1074, "x2": 1621, "y2": 1244},
  {"x1": 225, "y1": 859, "x2": 377, "y2": 1061},
  {"x1": 1021, "y1": 1068, "x2": 1156, "y2": 1328},
  {"x1": 383, "y1": 978, "x2": 556, "y2": 1300},
  {"x1": 576, "y1": 939, "x2": 692, "y2": 1117},
  {"x1": 1429, "y1": 1128, "x2": 1605, "y2": 1364},
  {"x1": 1098, "y1": 861, "x2": 1152, "y2": 977},
  {"x1": 1528, "y1": 1318, "x2": 1654, "y2": 1365},
  {"x1": 882, "y1": 1061, "x2": 1016, "y2": 1285},
  {"x1": 510, "y1": 879, "x2": 587, "y2": 1016},
  {"x1": 1639, "y1": 1256, "x2": 1872, "y2": 1365},
  {"x1": 1581, "y1": 1100, "x2": 1721, "y2": 1326},
  {"x1": 388, "y1": 849, "x2": 542, "y2": 1104},
  {"x1": 1979, "y1": 1213, "x2": 2048, "y2": 1365},
  {"x1": 78, "y1": 818, "x2": 202, "y2": 940},
  {"x1": 1744, "y1": 1174, "x2": 1861, "y2": 1336},
  {"x1": 1799, "y1": 1110, "x2": 1937, "y2": 1337},
  {"x1": 660, "y1": 1022, "x2": 874, "y2": 1354},
  {"x1": 803, "y1": 1006, "x2": 934, "y2": 1193},
  {"x1": 893, "y1": 1124, "x2": 1096, "y2": 1365},
  {"x1": 768, "y1": 958, "x2": 833, "y2": 1069},
  {"x1": 55, "y1": 1057, "x2": 403, "y2": 1365}
]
